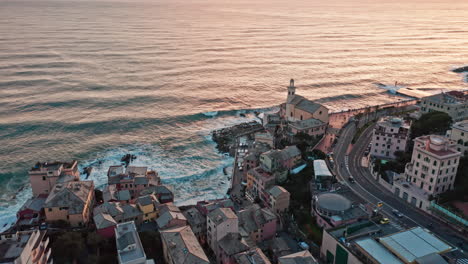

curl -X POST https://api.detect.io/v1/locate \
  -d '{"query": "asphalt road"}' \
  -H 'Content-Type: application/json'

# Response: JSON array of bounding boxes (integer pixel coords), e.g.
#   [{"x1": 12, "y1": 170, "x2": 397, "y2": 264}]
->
[{"x1": 333, "y1": 121, "x2": 468, "y2": 252}]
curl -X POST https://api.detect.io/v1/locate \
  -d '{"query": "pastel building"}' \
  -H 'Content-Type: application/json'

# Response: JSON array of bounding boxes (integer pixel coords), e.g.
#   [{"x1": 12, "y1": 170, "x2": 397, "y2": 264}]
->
[
  {"x1": 370, "y1": 117, "x2": 411, "y2": 159},
  {"x1": 420, "y1": 91, "x2": 468, "y2": 122},
  {"x1": 266, "y1": 185, "x2": 290, "y2": 214},
  {"x1": 405, "y1": 135, "x2": 461, "y2": 195},
  {"x1": 28, "y1": 161, "x2": 79, "y2": 197},
  {"x1": 156, "y1": 204, "x2": 187, "y2": 230},
  {"x1": 140, "y1": 185, "x2": 174, "y2": 204},
  {"x1": 283, "y1": 79, "x2": 329, "y2": 124},
  {"x1": 136, "y1": 194, "x2": 159, "y2": 222},
  {"x1": 397, "y1": 135, "x2": 461, "y2": 211},
  {"x1": 246, "y1": 167, "x2": 276, "y2": 202},
  {"x1": 16, "y1": 195, "x2": 47, "y2": 228},
  {"x1": 115, "y1": 221, "x2": 152, "y2": 264},
  {"x1": 160, "y1": 225, "x2": 210, "y2": 264},
  {"x1": 447, "y1": 120, "x2": 468, "y2": 155},
  {"x1": 260, "y1": 145, "x2": 302, "y2": 174},
  {"x1": 234, "y1": 247, "x2": 271, "y2": 264},
  {"x1": 207, "y1": 207, "x2": 239, "y2": 256},
  {"x1": 217, "y1": 233, "x2": 250, "y2": 264},
  {"x1": 238, "y1": 204, "x2": 277, "y2": 244},
  {"x1": 44, "y1": 180, "x2": 95, "y2": 227},
  {"x1": 108, "y1": 166, "x2": 160, "y2": 200},
  {"x1": 182, "y1": 207, "x2": 207, "y2": 245},
  {"x1": 0, "y1": 230, "x2": 52, "y2": 264},
  {"x1": 94, "y1": 202, "x2": 143, "y2": 237}
]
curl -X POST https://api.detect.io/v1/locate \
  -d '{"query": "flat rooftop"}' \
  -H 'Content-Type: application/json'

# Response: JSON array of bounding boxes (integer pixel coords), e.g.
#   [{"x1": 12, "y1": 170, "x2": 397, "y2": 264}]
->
[
  {"x1": 379, "y1": 227, "x2": 452, "y2": 263},
  {"x1": 355, "y1": 238, "x2": 404, "y2": 264}
]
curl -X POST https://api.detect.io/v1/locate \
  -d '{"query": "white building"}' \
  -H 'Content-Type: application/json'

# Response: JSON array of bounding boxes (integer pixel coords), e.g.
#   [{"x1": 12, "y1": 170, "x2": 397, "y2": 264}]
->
[
  {"x1": 447, "y1": 120, "x2": 468, "y2": 156},
  {"x1": 207, "y1": 207, "x2": 239, "y2": 256},
  {"x1": 0, "y1": 230, "x2": 52, "y2": 264},
  {"x1": 370, "y1": 117, "x2": 410, "y2": 159},
  {"x1": 405, "y1": 135, "x2": 461, "y2": 196},
  {"x1": 420, "y1": 91, "x2": 468, "y2": 122},
  {"x1": 115, "y1": 221, "x2": 152, "y2": 264},
  {"x1": 313, "y1": 160, "x2": 333, "y2": 181}
]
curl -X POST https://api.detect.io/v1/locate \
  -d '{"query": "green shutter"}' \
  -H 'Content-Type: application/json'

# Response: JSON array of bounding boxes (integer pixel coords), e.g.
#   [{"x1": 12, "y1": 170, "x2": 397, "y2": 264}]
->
[
  {"x1": 326, "y1": 250, "x2": 335, "y2": 264},
  {"x1": 335, "y1": 244, "x2": 349, "y2": 264}
]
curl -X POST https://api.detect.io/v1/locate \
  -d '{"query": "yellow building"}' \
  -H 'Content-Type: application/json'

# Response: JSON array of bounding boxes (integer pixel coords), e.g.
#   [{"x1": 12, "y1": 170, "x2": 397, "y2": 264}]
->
[
  {"x1": 136, "y1": 194, "x2": 159, "y2": 222},
  {"x1": 44, "y1": 181, "x2": 95, "y2": 227},
  {"x1": 284, "y1": 79, "x2": 329, "y2": 124}
]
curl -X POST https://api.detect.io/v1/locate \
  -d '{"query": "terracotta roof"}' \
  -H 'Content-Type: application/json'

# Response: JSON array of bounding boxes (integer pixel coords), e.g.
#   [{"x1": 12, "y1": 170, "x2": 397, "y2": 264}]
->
[{"x1": 160, "y1": 226, "x2": 210, "y2": 264}]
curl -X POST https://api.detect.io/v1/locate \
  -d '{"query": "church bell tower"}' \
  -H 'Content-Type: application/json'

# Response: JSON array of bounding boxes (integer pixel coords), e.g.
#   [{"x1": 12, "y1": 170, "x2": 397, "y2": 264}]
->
[{"x1": 287, "y1": 79, "x2": 296, "y2": 103}]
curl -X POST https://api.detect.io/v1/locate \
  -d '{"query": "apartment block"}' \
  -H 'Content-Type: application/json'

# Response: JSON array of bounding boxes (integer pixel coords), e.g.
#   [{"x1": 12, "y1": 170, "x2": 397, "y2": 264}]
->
[
  {"x1": 370, "y1": 117, "x2": 410, "y2": 159},
  {"x1": 29, "y1": 161, "x2": 79, "y2": 197}
]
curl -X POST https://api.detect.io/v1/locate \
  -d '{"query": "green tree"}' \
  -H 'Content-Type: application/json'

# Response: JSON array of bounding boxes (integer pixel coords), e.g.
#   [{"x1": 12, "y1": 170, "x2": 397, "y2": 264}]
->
[
  {"x1": 52, "y1": 232, "x2": 85, "y2": 263},
  {"x1": 411, "y1": 111, "x2": 452, "y2": 139}
]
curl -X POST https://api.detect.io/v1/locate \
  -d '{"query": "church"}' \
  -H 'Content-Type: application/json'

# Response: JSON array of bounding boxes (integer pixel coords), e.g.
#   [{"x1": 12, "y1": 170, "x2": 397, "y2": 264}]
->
[{"x1": 281, "y1": 79, "x2": 329, "y2": 137}]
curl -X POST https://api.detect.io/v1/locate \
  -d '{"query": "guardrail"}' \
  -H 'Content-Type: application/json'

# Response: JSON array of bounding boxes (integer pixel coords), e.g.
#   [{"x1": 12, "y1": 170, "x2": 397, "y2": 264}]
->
[{"x1": 430, "y1": 201, "x2": 468, "y2": 227}]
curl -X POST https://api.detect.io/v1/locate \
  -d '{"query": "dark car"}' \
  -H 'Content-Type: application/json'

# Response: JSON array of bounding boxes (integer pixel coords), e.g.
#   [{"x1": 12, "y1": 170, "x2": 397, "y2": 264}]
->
[
  {"x1": 349, "y1": 176, "x2": 355, "y2": 183},
  {"x1": 392, "y1": 209, "x2": 404, "y2": 218}
]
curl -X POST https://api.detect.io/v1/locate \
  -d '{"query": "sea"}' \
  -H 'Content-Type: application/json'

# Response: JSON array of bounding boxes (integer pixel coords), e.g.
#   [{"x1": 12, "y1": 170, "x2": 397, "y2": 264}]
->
[{"x1": 0, "y1": 0, "x2": 467, "y2": 230}]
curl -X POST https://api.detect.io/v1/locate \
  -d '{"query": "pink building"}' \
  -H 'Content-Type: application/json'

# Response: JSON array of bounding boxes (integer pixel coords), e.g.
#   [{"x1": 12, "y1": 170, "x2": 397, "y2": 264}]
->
[
  {"x1": 28, "y1": 161, "x2": 79, "y2": 197},
  {"x1": 234, "y1": 247, "x2": 271, "y2": 264},
  {"x1": 217, "y1": 233, "x2": 250, "y2": 264},
  {"x1": 238, "y1": 204, "x2": 277, "y2": 243},
  {"x1": 207, "y1": 207, "x2": 239, "y2": 258},
  {"x1": 266, "y1": 186, "x2": 290, "y2": 214},
  {"x1": 196, "y1": 198, "x2": 235, "y2": 216},
  {"x1": 140, "y1": 185, "x2": 174, "y2": 204},
  {"x1": 16, "y1": 194, "x2": 47, "y2": 228},
  {"x1": 108, "y1": 165, "x2": 160, "y2": 199},
  {"x1": 260, "y1": 146, "x2": 302, "y2": 174},
  {"x1": 246, "y1": 167, "x2": 276, "y2": 202},
  {"x1": 0, "y1": 230, "x2": 52, "y2": 264},
  {"x1": 93, "y1": 212, "x2": 117, "y2": 238}
]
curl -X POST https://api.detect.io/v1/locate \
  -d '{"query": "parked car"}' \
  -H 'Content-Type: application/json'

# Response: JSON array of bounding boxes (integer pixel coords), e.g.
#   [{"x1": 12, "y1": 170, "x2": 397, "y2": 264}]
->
[
  {"x1": 380, "y1": 218, "x2": 390, "y2": 224},
  {"x1": 349, "y1": 176, "x2": 355, "y2": 183},
  {"x1": 392, "y1": 209, "x2": 404, "y2": 218}
]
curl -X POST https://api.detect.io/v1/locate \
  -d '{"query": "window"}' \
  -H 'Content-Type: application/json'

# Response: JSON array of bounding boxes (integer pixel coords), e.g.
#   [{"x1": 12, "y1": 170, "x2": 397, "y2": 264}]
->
[
  {"x1": 421, "y1": 173, "x2": 426, "y2": 179},
  {"x1": 429, "y1": 186, "x2": 432, "y2": 191},
  {"x1": 416, "y1": 162, "x2": 420, "y2": 167},
  {"x1": 418, "y1": 153, "x2": 421, "y2": 159},
  {"x1": 430, "y1": 178, "x2": 433, "y2": 183},
  {"x1": 48, "y1": 208, "x2": 52, "y2": 212},
  {"x1": 448, "y1": 160, "x2": 451, "y2": 165},
  {"x1": 42, "y1": 176, "x2": 46, "y2": 181},
  {"x1": 377, "y1": 136, "x2": 380, "y2": 140},
  {"x1": 431, "y1": 169, "x2": 435, "y2": 175},
  {"x1": 290, "y1": 112, "x2": 293, "y2": 117},
  {"x1": 433, "y1": 160, "x2": 437, "y2": 166}
]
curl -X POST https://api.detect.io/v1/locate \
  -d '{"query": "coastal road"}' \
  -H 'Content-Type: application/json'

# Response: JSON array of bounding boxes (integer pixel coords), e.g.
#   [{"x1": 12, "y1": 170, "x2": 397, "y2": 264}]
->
[{"x1": 333, "y1": 121, "x2": 468, "y2": 252}]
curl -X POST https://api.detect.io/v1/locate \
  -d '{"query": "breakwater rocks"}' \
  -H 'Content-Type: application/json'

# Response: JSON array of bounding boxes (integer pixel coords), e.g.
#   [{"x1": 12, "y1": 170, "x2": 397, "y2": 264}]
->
[{"x1": 212, "y1": 121, "x2": 263, "y2": 154}]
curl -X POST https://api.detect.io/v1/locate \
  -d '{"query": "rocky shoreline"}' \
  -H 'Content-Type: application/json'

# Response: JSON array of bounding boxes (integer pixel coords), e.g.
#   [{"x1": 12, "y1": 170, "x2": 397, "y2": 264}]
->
[{"x1": 211, "y1": 121, "x2": 263, "y2": 155}]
